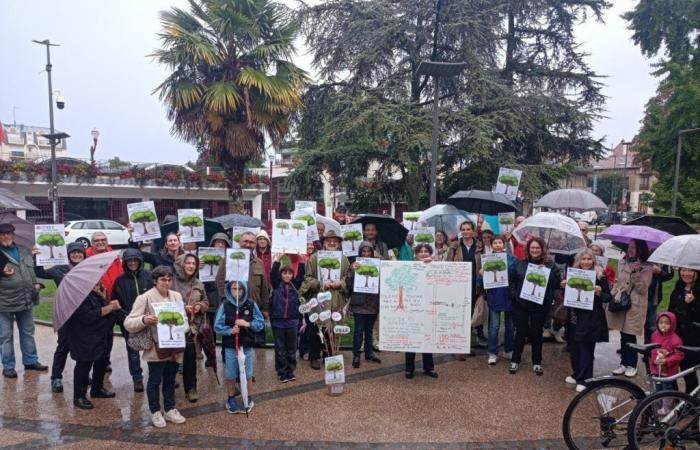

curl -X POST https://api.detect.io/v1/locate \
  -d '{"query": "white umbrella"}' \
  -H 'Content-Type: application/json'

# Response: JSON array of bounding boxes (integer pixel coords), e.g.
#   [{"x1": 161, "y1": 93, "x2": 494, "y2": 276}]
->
[
  {"x1": 513, "y1": 212, "x2": 586, "y2": 255},
  {"x1": 235, "y1": 297, "x2": 250, "y2": 417},
  {"x1": 315, "y1": 215, "x2": 341, "y2": 237},
  {"x1": 648, "y1": 235, "x2": 700, "y2": 270},
  {"x1": 418, "y1": 204, "x2": 491, "y2": 239},
  {"x1": 534, "y1": 188, "x2": 607, "y2": 212}
]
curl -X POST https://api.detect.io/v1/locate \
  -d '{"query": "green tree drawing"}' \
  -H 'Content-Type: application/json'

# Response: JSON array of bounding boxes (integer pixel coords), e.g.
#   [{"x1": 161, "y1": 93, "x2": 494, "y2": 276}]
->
[
  {"x1": 356, "y1": 264, "x2": 379, "y2": 287},
  {"x1": 200, "y1": 254, "x2": 223, "y2": 276},
  {"x1": 318, "y1": 257, "x2": 341, "y2": 280},
  {"x1": 525, "y1": 272, "x2": 548, "y2": 296},
  {"x1": 37, "y1": 232, "x2": 65, "y2": 259},
  {"x1": 483, "y1": 259, "x2": 507, "y2": 283},
  {"x1": 276, "y1": 221, "x2": 289, "y2": 236},
  {"x1": 157, "y1": 310, "x2": 185, "y2": 340},
  {"x1": 384, "y1": 266, "x2": 417, "y2": 311},
  {"x1": 342, "y1": 230, "x2": 362, "y2": 251},
  {"x1": 232, "y1": 233, "x2": 243, "y2": 244},
  {"x1": 179, "y1": 215, "x2": 203, "y2": 237},
  {"x1": 292, "y1": 222, "x2": 306, "y2": 236},
  {"x1": 414, "y1": 233, "x2": 434, "y2": 245},
  {"x1": 296, "y1": 214, "x2": 315, "y2": 226},
  {"x1": 130, "y1": 210, "x2": 157, "y2": 234},
  {"x1": 498, "y1": 175, "x2": 520, "y2": 196},
  {"x1": 229, "y1": 251, "x2": 246, "y2": 279},
  {"x1": 567, "y1": 277, "x2": 595, "y2": 302},
  {"x1": 499, "y1": 215, "x2": 514, "y2": 226}
]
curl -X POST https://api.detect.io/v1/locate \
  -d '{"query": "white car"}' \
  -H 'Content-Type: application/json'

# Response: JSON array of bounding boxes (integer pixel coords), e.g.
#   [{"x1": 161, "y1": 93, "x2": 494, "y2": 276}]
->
[
  {"x1": 573, "y1": 211, "x2": 598, "y2": 224},
  {"x1": 64, "y1": 220, "x2": 131, "y2": 248}
]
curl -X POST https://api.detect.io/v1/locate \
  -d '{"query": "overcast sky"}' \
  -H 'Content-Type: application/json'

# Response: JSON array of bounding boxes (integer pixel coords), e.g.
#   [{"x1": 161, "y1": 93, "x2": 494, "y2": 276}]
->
[{"x1": 0, "y1": 0, "x2": 657, "y2": 164}]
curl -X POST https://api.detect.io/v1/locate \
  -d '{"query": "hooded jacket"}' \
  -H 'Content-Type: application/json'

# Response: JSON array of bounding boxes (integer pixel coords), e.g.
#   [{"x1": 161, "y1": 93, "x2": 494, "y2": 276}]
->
[
  {"x1": 171, "y1": 253, "x2": 208, "y2": 335},
  {"x1": 255, "y1": 230, "x2": 272, "y2": 285},
  {"x1": 86, "y1": 245, "x2": 123, "y2": 300},
  {"x1": 112, "y1": 248, "x2": 153, "y2": 318},
  {"x1": 214, "y1": 281, "x2": 264, "y2": 349},
  {"x1": 649, "y1": 311, "x2": 685, "y2": 376},
  {"x1": 0, "y1": 244, "x2": 37, "y2": 313},
  {"x1": 669, "y1": 279, "x2": 700, "y2": 347},
  {"x1": 346, "y1": 241, "x2": 380, "y2": 315},
  {"x1": 34, "y1": 242, "x2": 86, "y2": 286},
  {"x1": 215, "y1": 248, "x2": 269, "y2": 312},
  {"x1": 269, "y1": 264, "x2": 302, "y2": 328},
  {"x1": 204, "y1": 232, "x2": 231, "y2": 313}
]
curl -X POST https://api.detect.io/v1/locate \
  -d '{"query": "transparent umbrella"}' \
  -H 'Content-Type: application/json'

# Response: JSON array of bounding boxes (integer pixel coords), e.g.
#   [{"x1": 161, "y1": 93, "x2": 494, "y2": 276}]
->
[
  {"x1": 648, "y1": 235, "x2": 700, "y2": 270},
  {"x1": 513, "y1": 212, "x2": 586, "y2": 255},
  {"x1": 418, "y1": 204, "x2": 491, "y2": 240}
]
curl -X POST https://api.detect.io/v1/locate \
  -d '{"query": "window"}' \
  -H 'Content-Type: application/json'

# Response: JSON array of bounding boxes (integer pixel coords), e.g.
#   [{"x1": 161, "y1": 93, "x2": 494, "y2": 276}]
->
[
  {"x1": 85, "y1": 221, "x2": 104, "y2": 229},
  {"x1": 640, "y1": 175, "x2": 650, "y2": 190},
  {"x1": 102, "y1": 221, "x2": 123, "y2": 230},
  {"x1": 71, "y1": 222, "x2": 85, "y2": 230}
]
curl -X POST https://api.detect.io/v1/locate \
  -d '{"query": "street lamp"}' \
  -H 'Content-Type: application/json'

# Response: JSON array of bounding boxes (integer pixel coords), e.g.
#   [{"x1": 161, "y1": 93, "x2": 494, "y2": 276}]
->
[
  {"x1": 90, "y1": 128, "x2": 100, "y2": 166},
  {"x1": 671, "y1": 127, "x2": 700, "y2": 215},
  {"x1": 416, "y1": 61, "x2": 468, "y2": 206}
]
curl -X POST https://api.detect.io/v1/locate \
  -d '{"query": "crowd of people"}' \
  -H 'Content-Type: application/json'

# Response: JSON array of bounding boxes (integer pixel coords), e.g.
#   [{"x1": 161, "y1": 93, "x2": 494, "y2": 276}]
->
[{"x1": 0, "y1": 207, "x2": 698, "y2": 429}]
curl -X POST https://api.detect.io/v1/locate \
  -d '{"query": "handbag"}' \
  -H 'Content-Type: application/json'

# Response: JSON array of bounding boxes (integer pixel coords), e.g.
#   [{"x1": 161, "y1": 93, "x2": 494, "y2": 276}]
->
[
  {"x1": 551, "y1": 291, "x2": 567, "y2": 323},
  {"x1": 127, "y1": 326, "x2": 153, "y2": 351},
  {"x1": 608, "y1": 291, "x2": 632, "y2": 313},
  {"x1": 471, "y1": 293, "x2": 488, "y2": 327}
]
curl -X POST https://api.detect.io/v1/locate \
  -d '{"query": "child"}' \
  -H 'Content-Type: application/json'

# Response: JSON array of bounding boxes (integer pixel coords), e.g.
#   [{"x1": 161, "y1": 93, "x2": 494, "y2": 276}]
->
[
  {"x1": 649, "y1": 312, "x2": 684, "y2": 392},
  {"x1": 270, "y1": 257, "x2": 302, "y2": 382},
  {"x1": 214, "y1": 281, "x2": 264, "y2": 414}
]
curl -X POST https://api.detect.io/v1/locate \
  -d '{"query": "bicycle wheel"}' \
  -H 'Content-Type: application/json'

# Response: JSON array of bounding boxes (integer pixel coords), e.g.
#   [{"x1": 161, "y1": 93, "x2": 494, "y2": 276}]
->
[
  {"x1": 627, "y1": 390, "x2": 700, "y2": 449},
  {"x1": 563, "y1": 378, "x2": 646, "y2": 449}
]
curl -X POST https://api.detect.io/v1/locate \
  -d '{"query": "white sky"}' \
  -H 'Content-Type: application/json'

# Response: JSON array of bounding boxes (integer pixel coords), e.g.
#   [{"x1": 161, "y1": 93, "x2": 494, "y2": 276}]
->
[{"x1": 0, "y1": 0, "x2": 657, "y2": 163}]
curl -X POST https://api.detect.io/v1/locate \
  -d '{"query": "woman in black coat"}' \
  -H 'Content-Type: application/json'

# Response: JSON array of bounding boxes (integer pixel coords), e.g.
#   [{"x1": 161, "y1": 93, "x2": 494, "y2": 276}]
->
[
  {"x1": 509, "y1": 237, "x2": 561, "y2": 376},
  {"x1": 64, "y1": 284, "x2": 121, "y2": 409},
  {"x1": 668, "y1": 267, "x2": 700, "y2": 393}
]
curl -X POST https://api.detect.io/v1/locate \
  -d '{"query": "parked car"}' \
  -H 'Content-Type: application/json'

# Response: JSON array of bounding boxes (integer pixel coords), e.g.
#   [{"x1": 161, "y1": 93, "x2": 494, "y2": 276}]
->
[
  {"x1": 572, "y1": 211, "x2": 598, "y2": 224},
  {"x1": 64, "y1": 220, "x2": 130, "y2": 248}
]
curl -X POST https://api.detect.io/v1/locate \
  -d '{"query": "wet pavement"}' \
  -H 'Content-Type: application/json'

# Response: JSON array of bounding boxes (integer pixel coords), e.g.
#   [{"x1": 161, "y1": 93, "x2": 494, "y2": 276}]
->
[{"x1": 0, "y1": 323, "x2": 644, "y2": 449}]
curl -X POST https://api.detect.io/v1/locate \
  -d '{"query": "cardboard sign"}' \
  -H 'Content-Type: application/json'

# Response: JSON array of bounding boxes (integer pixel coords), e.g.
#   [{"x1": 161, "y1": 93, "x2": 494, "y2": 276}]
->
[
  {"x1": 519, "y1": 263, "x2": 551, "y2": 305},
  {"x1": 178, "y1": 209, "x2": 205, "y2": 243},
  {"x1": 324, "y1": 355, "x2": 345, "y2": 385},
  {"x1": 291, "y1": 207, "x2": 319, "y2": 242},
  {"x1": 127, "y1": 201, "x2": 160, "y2": 242},
  {"x1": 198, "y1": 247, "x2": 225, "y2": 282},
  {"x1": 271, "y1": 219, "x2": 307, "y2": 254},
  {"x1": 494, "y1": 168, "x2": 522, "y2": 201},
  {"x1": 225, "y1": 248, "x2": 250, "y2": 282},
  {"x1": 481, "y1": 252, "x2": 509, "y2": 289},
  {"x1": 353, "y1": 257, "x2": 381, "y2": 294},
  {"x1": 498, "y1": 212, "x2": 516, "y2": 234},
  {"x1": 152, "y1": 301, "x2": 188, "y2": 349},
  {"x1": 340, "y1": 224, "x2": 363, "y2": 257},
  {"x1": 35, "y1": 224, "x2": 68, "y2": 266},
  {"x1": 317, "y1": 251, "x2": 342, "y2": 282},
  {"x1": 564, "y1": 267, "x2": 597, "y2": 311}
]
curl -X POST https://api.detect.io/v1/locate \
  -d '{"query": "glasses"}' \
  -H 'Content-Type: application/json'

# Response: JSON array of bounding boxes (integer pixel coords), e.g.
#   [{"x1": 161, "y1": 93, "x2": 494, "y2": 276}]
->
[
  {"x1": 93, "y1": 239, "x2": 107, "y2": 243},
  {"x1": 156, "y1": 277, "x2": 173, "y2": 283}
]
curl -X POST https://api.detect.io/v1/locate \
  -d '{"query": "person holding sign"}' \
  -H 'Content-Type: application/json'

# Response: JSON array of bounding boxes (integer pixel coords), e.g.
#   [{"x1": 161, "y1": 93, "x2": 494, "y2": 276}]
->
[
  {"x1": 509, "y1": 238, "x2": 561, "y2": 376},
  {"x1": 269, "y1": 259, "x2": 302, "y2": 382},
  {"x1": 589, "y1": 242, "x2": 616, "y2": 285},
  {"x1": 255, "y1": 230, "x2": 272, "y2": 285},
  {"x1": 347, "y1": 242, "x2": 382, "y2": 369},
  {"x1": 561, "y1": 249, "x2": 610, "y2": 392}
]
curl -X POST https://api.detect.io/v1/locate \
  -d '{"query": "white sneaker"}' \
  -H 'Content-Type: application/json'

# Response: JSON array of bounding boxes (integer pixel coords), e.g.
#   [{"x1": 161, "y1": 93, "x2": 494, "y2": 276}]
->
[
  {"x1": 612, "y1": 365, "x2": 626, "y2": 375},
  {"x1": 565, "y1": 376, "x2": 577, "y2": 385},
  {"x1": 151, "y1": 411, "x2": 166, "y2": 428},
  {"x1": 575, "y1": 384, "x2": 586, "y2": 393},
  {"x1": 502, "y1": 351, "x2": 513, "y2": 360},
  {"x1": 164, "y1": 408, "x2": 186, "y2": 424},
  {"x1": 487, "y1": 355, "x2": 497, "y2": 365},
  {"x1": 624, "y1": 366, "x2": 638, "y2": 378}
]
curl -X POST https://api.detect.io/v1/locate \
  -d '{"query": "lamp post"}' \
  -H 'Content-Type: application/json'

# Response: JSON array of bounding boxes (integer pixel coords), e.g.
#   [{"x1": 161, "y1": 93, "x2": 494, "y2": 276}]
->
[
  {"x1": 671, "y1": 128, "x2": 700, "y2": 216},
  {"x1": 268, "y1": 154, "x2": 274, "y2": 227},
  {"x1": 90, "y1": 128, "x2": 100, "y2": 166},
  {"x1": 416, "y1": 61, "x2": 467, "y2": 206}
]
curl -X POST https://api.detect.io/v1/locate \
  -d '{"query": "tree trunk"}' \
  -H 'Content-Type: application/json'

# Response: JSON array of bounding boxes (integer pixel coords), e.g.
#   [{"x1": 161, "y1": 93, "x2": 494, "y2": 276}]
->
[
  {"x1": 502, "y1": 1, "x2": 516, "y2": 84},
  {"x1": 224, "y1": 161, "x2": 246, "y2": 214}
]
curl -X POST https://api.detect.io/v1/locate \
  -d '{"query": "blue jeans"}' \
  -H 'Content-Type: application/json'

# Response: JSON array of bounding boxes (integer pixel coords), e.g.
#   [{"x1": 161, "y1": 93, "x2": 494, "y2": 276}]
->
[
  {"x1": 146, "y1": 361, "x2": 178, "y2": 413},
  {"x1": 487, "y1": 309, "x2": 513, "y2": 356},
  {"x1": 119, "y1": 326, "x2": 143, "y2": 382},
  {"x1": 0, "y1": 309, "x2": 39, "y2": 369},
  {"x1": 352, "y1": 313, "x2": 377, "y2": 358}
]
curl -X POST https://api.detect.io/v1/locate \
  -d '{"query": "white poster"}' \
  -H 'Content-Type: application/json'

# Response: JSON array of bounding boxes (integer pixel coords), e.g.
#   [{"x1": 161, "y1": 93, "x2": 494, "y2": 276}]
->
[
  {"x1": 230, "y1": 227, "x2": 260, "y2": 249},
  {"x1": 498, "y1": 212, "x2": 515, "y2": 234},
  {"x1": 226, "y1": 248, "x2": 250, "y2": 282},
  {"x1": 596, "y1": 255, "x2": 608, "y2": 269},
  {"x1": 294, "y1": 200, "x2": 317, "y2": 213},
  {"x1": 402, "y1": 211, "x2": 422, "y2": 231},
  {"x1": 178, "y1": 209, "x2": 205, "y2": 243},
  {"x1": 317, "y1": 250, "x2": 342, "y2": 282},
  {"x1": 340, "y1": 224, "x2": 363, "y2": 257},
  {"x1": 198, "y1": 247, "x2": 225, "y2": 282},
  {"x1": 564, "y1": 267, "x2": 597, "y2": 311},
  {"x1": 494, "y1": 168, "x2": 523, "y2": 201},
  {"x1": 519, "y1": 263, "x2": 552, "y2": 305},
  {"x1": 353, "y1": 257, "x2": 381, "y2": 294},
  {"x1": 152, "y1": 301, "x2": 188, "y2": 349},
  {"x1": 291, "y1": 207, "x2": 319, "y2": 242},
  {"x1": 127, "y1": 201, "x2": 160, "y2": 242},
  {"x1": 271, "y1": 219, "x2": 307, "y2": 254},
  {"x1": 409, "y1": 227, "x2": 435, "y2": 252},
  {"x1": 481, "y1": 252, "x2": 509, "y2": 289},
  {"x1": 324, "y1": 355, "x2": 345, "y2": 385},
  {"x1": 35, "y1": 224, "x2": 68, "y2": 266},
  {"x1": 379, "y1": 261, "x2": 471, "y2": 354}
]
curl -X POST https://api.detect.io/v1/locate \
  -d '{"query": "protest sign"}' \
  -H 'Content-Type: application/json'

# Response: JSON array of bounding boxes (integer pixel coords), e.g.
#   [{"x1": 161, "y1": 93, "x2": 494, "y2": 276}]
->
[
  {"x1": 340, "y1": 224, "x2": 363, "y2": 257},
  {"x1": 291, "y1": 207, "x2": 319, "y2": 242},
  {"x1": 519, "y1": 263, "x2": 551, "y2": 305},
  {"x1": 481, "y1": 253, "x2": 509, "y2": 289},
  {"x1": 178, "y1": 209, "x2": 205, "y2": 243},
  {"x1": 271, "y1": 219, "x2": 307, "y2": 254},
  {"x1": 402, "y1": 211, "x2": 422, "y2": 230},
  {"x1": 317, "y1": 251, "x2": 342, "y2": 282},
  {"x1": 498, "y1": 212, "x2": 516, "y2": 233},
  {"x1": 564, "y1": 267, "x2": 597, "y2": 311},
  {"x1": 295, "y1": 200, "x2": 317, "y2": 213},
  {"x1": 353, "y1": 257, "x2": 381, "y2": 294},
  {"x1": 127, "y1": 201, "x2": 160, "y2": 241},
  {"x1": 324, "y1": 355, "x2": 345, "y2": 385},
  {"x1": 494, "y1": 168, "x2": 522, "y2": 201},
  {"x1": 226, "y1": 248, "x2": 250, "y2": 282},
  {"x1": 35, "y1": 224, "x2": 68, "y2": 266},
  {"x1": 409, "y1": 227, "x2": 435, "y2": 252},
  {"x1": 229, "y1": 227, "x2": 260, "y2": 249},
  {"x1": 198, "y1": 247, "x2": 225, "y2": 282},
  {"x1": 152, "y1": 302, "x2": 188, "y2": 349}
]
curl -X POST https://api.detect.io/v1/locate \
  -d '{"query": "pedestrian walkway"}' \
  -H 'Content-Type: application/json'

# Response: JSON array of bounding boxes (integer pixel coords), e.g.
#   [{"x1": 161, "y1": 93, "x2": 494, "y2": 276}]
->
[{"x1": 0, "y1": 324, "x2": 638, "y2": 449}]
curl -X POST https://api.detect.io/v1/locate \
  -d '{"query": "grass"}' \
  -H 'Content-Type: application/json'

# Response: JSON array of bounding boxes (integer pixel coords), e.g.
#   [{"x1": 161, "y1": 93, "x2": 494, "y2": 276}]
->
[{"x1": 38, "y1": 279, "x2": 56, "y2": 297}]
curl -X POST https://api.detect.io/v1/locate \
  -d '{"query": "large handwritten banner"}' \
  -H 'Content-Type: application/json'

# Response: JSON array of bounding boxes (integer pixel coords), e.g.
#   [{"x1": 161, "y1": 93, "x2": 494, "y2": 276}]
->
[{"x1": 379, "y1": 261, "x2": 471, "y2": 354}]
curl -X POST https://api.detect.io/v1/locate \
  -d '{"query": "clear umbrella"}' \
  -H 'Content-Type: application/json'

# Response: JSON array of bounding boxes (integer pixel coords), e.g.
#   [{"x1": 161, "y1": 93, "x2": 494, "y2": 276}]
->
[
  {"x1": 235, "y1": 295, "x2": 250, "y2": 417},
  {"x1": 418, "y1": 204, "x2": 491, "y2": 240},
  {"x1": 648, "y1": 235, "x2": 700, "y2": 270},
  {"x1": 513, "y1": 212, "x2": 586, "y2": 255},
  {"x1": 534, "y1": 188, "x2": 607, "y2": 212}
]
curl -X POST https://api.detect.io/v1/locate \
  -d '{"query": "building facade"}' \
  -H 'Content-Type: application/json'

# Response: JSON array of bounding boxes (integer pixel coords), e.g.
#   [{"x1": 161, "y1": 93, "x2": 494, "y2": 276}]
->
[{"x1": 0, "y1": 123, "x2": 68, "y2": 161}]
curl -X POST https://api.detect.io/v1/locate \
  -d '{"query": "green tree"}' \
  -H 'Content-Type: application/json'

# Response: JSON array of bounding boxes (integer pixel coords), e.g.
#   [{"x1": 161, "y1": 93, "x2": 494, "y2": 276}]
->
[
  {"x1": 525, "y1": 272, "x2": 547, "y2": 296},
  {"x1": 292, "y1": 222, "x2": 306, "y2": 236},
  {"x1": 567, "y1": 277, "x2": 594, "y2": 302},
  {"x1": 384, "y1": 266, "x2": 417, "y2": 311},
  {"x1": 276, "y1": 221, "x2": 289, "y2": 236},
  {"x1": 153, "y1": 0, "x2": 308, "y2": 213},
  {"x1": 318, "y1": 257, "x2": 341, "y2": 280},
  {"x1": 229, "y1": 251, "x2": 246, "y2": 279},
  {"x1": 37, "y1": 233, "x2": 65, "y2": 259},
  {"x1": 200, "y1": 253, "x2": 223, "y2": 276},
  {"x1": 498, "y1": 175, "x2": 519, "y2": 196},
  {"x1": 499, "y1": 215, "x2": 514, "y2": 226},
  {"x1": 356, "y1": 264, "x2": 380, "y2": 287},
  {"x1": 180, "y1": 215, "x2": 203, "y2": 237},
  {"x1": 295, "y1": 214, "x2": 315, "y2": 226},
  {"x1": 413, "y1": 233, "x2": 434, "y2": 245},
  {"x1": 158, "y1": 311, "x2": 185, "y2": 340},
  {"x1": 483, "y1": 259, "x2": 507, "y2": 283},
  {"x1": 130, "y1": 210, "x2": 157, "y2": 234},
  {"x1": 342, "y1": 230, "x2": 362, "y2": 251}
]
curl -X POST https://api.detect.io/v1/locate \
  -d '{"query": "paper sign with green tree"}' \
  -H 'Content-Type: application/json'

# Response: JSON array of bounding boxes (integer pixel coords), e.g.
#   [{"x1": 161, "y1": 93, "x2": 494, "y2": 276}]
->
[
  {"x1": 519, "y1": 263, "x2": 551, "y2": 305},
  {"x1": 340, "y1": 223, "x2": 363, "y2": 256},
  {"x1": 226, "y1": 248, "x2": 250, "y2": 282},
  {"x1": 410, "y1": 227, "x2": 435, "y2": 252},
  {"x1": 317, "y1": 251, "x2": 342, "y2": 282},
  {"x1": 564, "y1": 267, "x2": 596, "y2": 310},
  {"x1": 198, "y1": 247, "x2": 225, "y2": 282},
  {"x1": 494, "y1": 168, "x2": 522, "y2": 201},
  {"x1": 158, "y1": 310, "x2": 185, "y2": 340},
  {"x1": 291, "y1": 207, "x2": 319, "y2": 242},
  {"x1": 498, "y1": 212, "x2": 515, "y2": 233},
  {"x1": 324, "y1": 354, "x2": 345, "y2": 384},
  {"x1": 271, "y1": 219, "x2": 307, "y2": 254},
  {"x1": 481, "y1": 253, "x2": 509, "y2": 289},
  {"x1": 127, "y1": 201, "x2": 160, "y2": 241},
  {"x1": 353, "y1": 257, "x2": 381, "y2": 294},
  {"x1": 402, "y1": 211, "x2": 422, "y2": 230},
  {"x1": 152, "y1": 302, "x2": 187, "y2": 348},
  {"x1": 178, "y1": 209, "x2": 205, "y2": 243},
  {"x1": 35, "y1": 224, "x2": 69, "y2": 266}
]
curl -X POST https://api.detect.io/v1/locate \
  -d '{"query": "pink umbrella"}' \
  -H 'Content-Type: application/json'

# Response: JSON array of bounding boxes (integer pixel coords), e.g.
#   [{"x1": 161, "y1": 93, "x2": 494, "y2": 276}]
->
[{"x1": 599, "y1": 225, "x2": 673, "y2": 249}]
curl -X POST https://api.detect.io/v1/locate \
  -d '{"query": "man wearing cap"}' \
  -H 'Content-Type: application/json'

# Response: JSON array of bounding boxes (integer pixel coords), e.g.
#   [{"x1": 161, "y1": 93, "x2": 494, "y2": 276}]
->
[
  {"x1": 300, "y1": 228, "x2": 350, "y2": 370},
  {"x1": 0, "y1": 223, "x2": 48, "y2": 378}
]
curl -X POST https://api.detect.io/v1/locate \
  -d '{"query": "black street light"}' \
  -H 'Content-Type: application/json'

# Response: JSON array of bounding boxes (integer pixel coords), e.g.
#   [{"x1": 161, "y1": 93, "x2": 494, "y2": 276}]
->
[
  {"x1": 416, "y1": 61, "x2": 468, "y2": 206},
  {"x1": 671, "y1": 128, "x2": 700, "y2": 216},
  {"x1": 90, "y1": 128, "x2": 100, "y2": 166}
]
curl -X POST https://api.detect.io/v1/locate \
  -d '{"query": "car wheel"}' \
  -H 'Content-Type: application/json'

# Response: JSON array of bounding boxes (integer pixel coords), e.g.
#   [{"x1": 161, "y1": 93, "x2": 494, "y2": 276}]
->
[{"x1": 76, "y1": 237, "x2": 90, "y2": 248}]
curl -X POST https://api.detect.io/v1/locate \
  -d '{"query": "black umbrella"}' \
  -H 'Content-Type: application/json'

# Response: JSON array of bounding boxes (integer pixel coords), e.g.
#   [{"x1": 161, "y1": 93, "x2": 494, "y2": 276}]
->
[
  {"x1": 211, "y1": 213, "x2": 264, "y2": 229},
  {"x1": 350, "y1": 214, "x2": 407, "y2": 249},
  {"x1": 446, "y1": 190, "x2": 517, "y2": 216},
  {"x1": 152, "y1": 218, "x2": 225, "y2": 251},
  {"x1": 624, "y1": 215, "x2": 697, "y2": 237}
]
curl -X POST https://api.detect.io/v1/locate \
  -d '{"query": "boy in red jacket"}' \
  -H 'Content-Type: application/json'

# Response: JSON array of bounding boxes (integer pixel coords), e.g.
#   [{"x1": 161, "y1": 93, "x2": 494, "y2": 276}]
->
[{"x1": 649, "y1": 311, "x2": 684, "y2": 393}]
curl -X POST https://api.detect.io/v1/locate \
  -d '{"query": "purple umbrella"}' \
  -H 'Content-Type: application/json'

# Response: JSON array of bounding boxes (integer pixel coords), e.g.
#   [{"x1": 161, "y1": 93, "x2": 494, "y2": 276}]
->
[
  {"x1": 53, "y1": 250, "x2": 121, "y2": 331},
  {"x1": 599, "y1": 225, "x2": 673, "y2": 249}
]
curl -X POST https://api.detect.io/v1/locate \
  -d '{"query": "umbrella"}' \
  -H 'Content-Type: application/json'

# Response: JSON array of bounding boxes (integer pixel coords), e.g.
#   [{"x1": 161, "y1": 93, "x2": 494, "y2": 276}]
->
[
  {"x1": 599, "y1": 225, "x2": 673, "y2": 250},
  {"x1": 198, "y1": 318, "x2": 219, "y2": 385},
  {"x1": 151, "y1": 218, "x2": 225, "y2": 251},
  {"x1": 212, "y1": 214, "x2": 264, "y2": 229},
  {"x1": 235, "y1": 297, "x2": 249, "y2": 417},
  {"x1": 315, "y1": 215, "x2": 341, "y2": 232},
  {"x1": 648, "y1": 235, "x2": 700, "y2": 270},
  {"x1": 534, "y1": 188, "x2": 607, "y2": 212},
  {"x1": 418, "y1": 204, "x2": 491, "y2": 239},
  {"x1": 0, "y1": 213, "x2": 35, "y2": 248},
  {"x1": 512, "y1": 212, "x2": 586, "y2": 255},
  {"x1": 349, "y1": 214, "x2": 407, "y2": 249},
  {"x1": 0, "y1": 188, "x2": 39, "y2": 212},
  {"x1": 53, "y1": 250, "x2": 121, "y2": 330},
  {"x1": 624, "y1": 215, "x2": 697, "y2": 237},
  {"x1": 446, "y1": 190, "x2": 517, "y2": 216}
]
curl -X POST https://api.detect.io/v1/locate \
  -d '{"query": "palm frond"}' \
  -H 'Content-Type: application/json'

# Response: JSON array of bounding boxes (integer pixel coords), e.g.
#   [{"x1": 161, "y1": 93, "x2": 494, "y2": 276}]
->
[{"x1": 203, "y1": 81, "x2": 243, "y2": 114}]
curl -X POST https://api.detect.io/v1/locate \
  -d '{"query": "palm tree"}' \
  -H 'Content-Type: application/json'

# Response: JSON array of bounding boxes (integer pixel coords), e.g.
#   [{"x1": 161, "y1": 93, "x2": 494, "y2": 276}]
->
[{"x1": 153, "y1": 0, "x2": 308, "y2": 211}]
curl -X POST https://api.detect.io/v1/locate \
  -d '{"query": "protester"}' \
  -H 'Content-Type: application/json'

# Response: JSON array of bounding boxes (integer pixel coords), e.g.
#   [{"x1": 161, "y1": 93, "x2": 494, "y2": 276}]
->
[
  {"x1": 124, "y1": 265, "x2": 187, "y2": 428},
  {"x1": 434, "y1": 230, "x2": 450, "y2": 262},
  {"x1": 405, "y1": 243, "x2": 438, "y2": 379},
  {"x1": 644, "y1": 264, "x2": 673, "y2": 345},
  {"x1": 508, "y1": 215, "x2": 527, "y2": 260},
  {"x1": 129, "y1": 230, "x2": 184, "y2": 269},
  {"x1": 215, "y1": 281, "x2": 264, "y2": 414},
  {"x1": 269, "y1": 257, "x2": 302, "y2": 382},
  {"x1": 171, "y1": 253, "x2": 208, "y2": 402},
  {"x1": 362, "y1": 222, "x2": 390, "y2": 259},
  {"x1": 86, "y1": 231, "x2": 123, "y2": 300},
  {"x1": 562, "y1": 248, "x2": 610, "y2": 392},
  {"x1": 667, "y1": 267, "x2": 700, "y2": 393},
  {"x1": 0, "y1": 223, "x2": 47, "y2": 379},
  {"x1": 112, "y1": 248, "x2": 152, "y2": 392},
  {"x1": 203, "y1": 232, "x2": 231, "y2": 327},
  {"x1": 347, "y1": 241, "x2": 381, "y2": 368},
  {"x1": 65, "y1": 283, "x2": 120, "y2": 409},
  {"x1": 480, "y1": 229, "x2": 494, "y2": 255},
  {"x1": 608, "y1": 239, "x2": 653, "y2": 378},
  {"x1": 334, "y1": 204, "x2": 349, "y2": 225},
  {"x1": 255, "y1": 229, "x2": 272, "y2": 284},
  {"x1": 577, "y1": 222, "x2": 592, "y2": 247},
  {"x1": 33, "y1": 242, "x2": 85, "y2": 392},
  {"x1": 649, "y1": 312, "x2": 684, "y2": 394},
  {"x1": 589, "y1": 242, "x2": 616, "y2": 284},
  {"x1": 509, "y1": 237, "x2": 561, "y2": 376}
]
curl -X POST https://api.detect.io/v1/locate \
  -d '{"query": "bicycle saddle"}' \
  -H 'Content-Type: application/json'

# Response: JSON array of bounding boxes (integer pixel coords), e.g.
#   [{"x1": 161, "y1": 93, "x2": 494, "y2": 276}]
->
[{"x1": 627, "y1": 343, "x2": 661, "y2": 354}]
